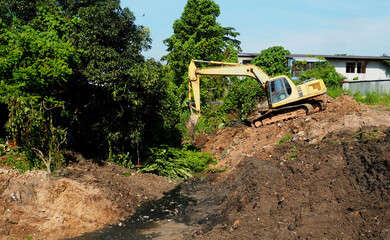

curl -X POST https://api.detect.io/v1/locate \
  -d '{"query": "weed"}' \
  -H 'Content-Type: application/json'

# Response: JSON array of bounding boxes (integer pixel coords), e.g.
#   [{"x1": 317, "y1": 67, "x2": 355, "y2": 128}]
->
[
  {"x1": 108, "y1": 151, "x2": 134, "y2": 169},
  {"x1": 327, "y1": 86, "x2": 390, "y2": 107},
  {"x1": 208, "y1": 165, "x2": 228, "y2": 173},
  {"x1": 364, "y1": 92, "x2": 382, "y2": 105},
  {"x1": 222, "y1": 147, "x2": 229, "y2": 159},
  {"x1": 326, "y1": 86, "x2": 351, "y2": 98},
  {"x1": 353, "y1": 92, "x2": 390, "y2": 106},
  {"x1": 287, "y1": 153, "x2": 297, "y2": 161},
  {"x1": 357, "y1": 130, "x2": 384, "y2": 142},
  {"x1": 121, "y1": 171, "x2": 132, "y2": 177},
  {"x1": 0, "y1": 146, "x2": 5, "y2": 156},
  {"x1": 291, "y1": 145, "x2": 297, "y2": 152},
  {"x1": 277, "y1": 134, "x2": 292, "y2": 145},
  {"x1": 3, "y1": 152, "x2": 33, "y2": 173},
  {"x1": 332, "y1": 140, "x2": 342, "y2": 145}
]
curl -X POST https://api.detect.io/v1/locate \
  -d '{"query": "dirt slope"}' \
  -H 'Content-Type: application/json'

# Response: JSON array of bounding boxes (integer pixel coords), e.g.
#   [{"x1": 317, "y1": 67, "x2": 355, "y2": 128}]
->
[
  {"x1": 195, "y1": 94, "x2": 388, "y2": 175},
  {"x1": 0, "y1": 158, "x2": 177, "y2": 240},
  {"x1": 183, "y1": 94, "x2": 390, "y2": 239}
]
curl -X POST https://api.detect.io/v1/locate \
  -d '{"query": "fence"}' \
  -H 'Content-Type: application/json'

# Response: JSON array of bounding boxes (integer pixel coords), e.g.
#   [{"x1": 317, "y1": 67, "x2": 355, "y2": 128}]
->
[{"x1": 342, "y1": 79, "x2": 390, "y2": 96}]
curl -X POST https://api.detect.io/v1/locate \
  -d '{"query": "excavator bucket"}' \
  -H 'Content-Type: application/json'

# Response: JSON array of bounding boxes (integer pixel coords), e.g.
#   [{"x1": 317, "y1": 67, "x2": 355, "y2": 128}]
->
[{"x1": 185, "y1": 114, "x2": 199, "y2": 137}]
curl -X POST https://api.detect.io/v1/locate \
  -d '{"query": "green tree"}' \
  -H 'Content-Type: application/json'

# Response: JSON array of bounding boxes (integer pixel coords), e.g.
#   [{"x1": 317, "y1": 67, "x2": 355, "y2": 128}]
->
[
  {"x1": 0, "y1": 14, "x2": 78, "y2": 98},
  {"x1": 61, "y1": 1, "x2": 181, "y2": 160},
  {"x1": 162, "y1": 0, "x2": 241, "y2": 86},
  {"x1": 218, "y1": 77, "x2": 263, "y2": 120},
  {"x1": 0, "y1": 7, "x2": 77, "y2": 171},
  {"x1": 251, "y1": 46, "x2": 291, "y2": 77}
]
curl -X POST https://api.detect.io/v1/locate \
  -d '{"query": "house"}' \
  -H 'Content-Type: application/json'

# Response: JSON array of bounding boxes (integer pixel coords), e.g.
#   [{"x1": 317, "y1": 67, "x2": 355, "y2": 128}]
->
[{"x1": 238, "y1": 53, "x2": 390, "y2": 81}]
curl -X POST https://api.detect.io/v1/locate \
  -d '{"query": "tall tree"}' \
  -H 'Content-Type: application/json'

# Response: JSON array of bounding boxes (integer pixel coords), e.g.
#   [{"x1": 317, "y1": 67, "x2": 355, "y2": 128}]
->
[
  {"x1": 251, "y1": 46, "x2": 291, "y2": 77},
  {"x1": 162, "y1": 0, "x2": 241, "y2": 85}
]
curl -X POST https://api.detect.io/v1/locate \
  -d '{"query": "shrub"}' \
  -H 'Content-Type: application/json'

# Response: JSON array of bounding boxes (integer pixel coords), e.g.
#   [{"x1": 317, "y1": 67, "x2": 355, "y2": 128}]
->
[
  {"x1": 140, "y1": 145, "x2": 216, "y2": 181},
  {"x1": 218, "y1": 77, "x2": 264, "y2": 120},
  {"x1": 299, "y1": 61, "x2": 345, "y2": 87},
  {"x1": 6, "y1": 97, "x2": 66, "y2": 172}
]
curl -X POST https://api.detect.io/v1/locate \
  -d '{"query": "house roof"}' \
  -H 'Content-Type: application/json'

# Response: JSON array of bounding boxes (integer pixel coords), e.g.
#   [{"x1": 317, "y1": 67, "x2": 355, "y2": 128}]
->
[{"x1": 238, "y1": 53, "x2": 390, "y2": 61}]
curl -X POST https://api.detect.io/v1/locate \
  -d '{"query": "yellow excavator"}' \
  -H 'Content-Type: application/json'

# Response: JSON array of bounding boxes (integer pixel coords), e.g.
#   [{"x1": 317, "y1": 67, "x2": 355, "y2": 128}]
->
[{"x1": 186, "y1": 60, "x2": 327, "y2": 134}]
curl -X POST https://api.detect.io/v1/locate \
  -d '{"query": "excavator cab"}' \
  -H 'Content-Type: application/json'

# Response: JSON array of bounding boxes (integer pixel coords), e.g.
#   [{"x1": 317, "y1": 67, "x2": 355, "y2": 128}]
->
[{"x1": 269, "y1": 77, "x2": 292, "y2": 105}]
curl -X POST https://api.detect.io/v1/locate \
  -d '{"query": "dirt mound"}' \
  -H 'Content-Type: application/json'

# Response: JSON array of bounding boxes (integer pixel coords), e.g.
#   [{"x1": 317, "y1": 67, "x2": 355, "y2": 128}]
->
[
  {"x1": 0, "y1": 158, "x2": 177, "y2": 239},
  {"x1": 184, "y1": 128, "x2": 390, "y2": 239},
  {"x1": 182, "y1": 95, "x2": 390, "y2": 239},
  {"x1": 195, "y1": 94, "x2": 388, "y2": 175}
]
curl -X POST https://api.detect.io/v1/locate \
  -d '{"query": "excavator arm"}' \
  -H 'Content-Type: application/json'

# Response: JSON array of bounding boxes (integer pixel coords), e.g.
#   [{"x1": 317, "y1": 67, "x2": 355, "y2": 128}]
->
[{"x1": 188, "y1": 60, "x2": 270, "y2": 119}]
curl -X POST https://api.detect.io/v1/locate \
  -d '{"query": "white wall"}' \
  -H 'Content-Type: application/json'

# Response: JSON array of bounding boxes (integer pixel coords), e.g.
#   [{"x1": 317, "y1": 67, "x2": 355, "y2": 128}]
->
[
  {"x1": 328, "y1": 59, "x2": 389, "y2": 80},
  {"x1": 238, "y1": 55, "x2": 390, "y2": 81},
  {"x1": 238, "y1": 57, "x2": 255, "y2": 64}
]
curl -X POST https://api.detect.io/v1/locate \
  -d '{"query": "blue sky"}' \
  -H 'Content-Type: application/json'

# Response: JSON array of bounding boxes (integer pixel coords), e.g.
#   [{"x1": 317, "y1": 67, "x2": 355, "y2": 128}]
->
[{"x1": 121, "y1": 0, "x2": 390, "y2": 60}]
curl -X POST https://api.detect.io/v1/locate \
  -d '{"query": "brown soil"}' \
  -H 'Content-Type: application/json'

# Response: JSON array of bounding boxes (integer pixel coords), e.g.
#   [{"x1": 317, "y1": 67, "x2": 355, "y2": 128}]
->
[
  {"x1": 1, "y1": 94, "x2": 390, "y2": 240},
  {"x1": 0, "y1": 157, "x2": 177, "y2": 239},
  {"x1": 180, "y1": 94, "x2": 390, "y2": 239}
]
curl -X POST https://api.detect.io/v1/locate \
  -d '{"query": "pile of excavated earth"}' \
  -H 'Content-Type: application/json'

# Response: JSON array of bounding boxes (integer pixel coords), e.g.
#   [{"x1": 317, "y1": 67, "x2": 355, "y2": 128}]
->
[{"x1": 1, "y1": 94, "x2": 390, "y2": 239}]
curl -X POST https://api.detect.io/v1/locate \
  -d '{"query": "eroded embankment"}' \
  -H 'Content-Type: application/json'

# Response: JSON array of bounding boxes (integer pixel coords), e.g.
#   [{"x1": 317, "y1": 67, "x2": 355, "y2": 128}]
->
[
  {"x1": 0, "y1": 158, "x2": 177, "y2": 239},
  {"x1": 182, "y1": 94, "x2": 390, "y2": 239},
  {"x1": 182, "y1": 127, "x2": 390, "y2": 239}
]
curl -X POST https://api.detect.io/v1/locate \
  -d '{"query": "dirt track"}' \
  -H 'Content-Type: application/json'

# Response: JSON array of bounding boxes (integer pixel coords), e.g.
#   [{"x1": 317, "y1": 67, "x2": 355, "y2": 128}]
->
[{"x1": 1, "y1": 94, "x2": 390, "y2": 239}]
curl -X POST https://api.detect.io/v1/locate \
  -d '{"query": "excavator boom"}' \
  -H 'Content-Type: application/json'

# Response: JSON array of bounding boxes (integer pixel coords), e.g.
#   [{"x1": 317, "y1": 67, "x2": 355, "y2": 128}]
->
[{"x1": 188, "y1": 60, "x2": 269, "y2": 119}]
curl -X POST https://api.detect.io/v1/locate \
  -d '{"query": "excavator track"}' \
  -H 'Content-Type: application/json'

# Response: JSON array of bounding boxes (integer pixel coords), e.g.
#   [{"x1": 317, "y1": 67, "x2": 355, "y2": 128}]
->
[{"x1": 250, "y1": 98, "x2": 326, "y2": 128}]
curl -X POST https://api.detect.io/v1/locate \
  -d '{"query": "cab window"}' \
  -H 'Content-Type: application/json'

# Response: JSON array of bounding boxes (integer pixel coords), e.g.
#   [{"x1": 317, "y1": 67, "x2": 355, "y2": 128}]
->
[{"x1": 270, "y1": 77, "x2": 291, "y2": 104}]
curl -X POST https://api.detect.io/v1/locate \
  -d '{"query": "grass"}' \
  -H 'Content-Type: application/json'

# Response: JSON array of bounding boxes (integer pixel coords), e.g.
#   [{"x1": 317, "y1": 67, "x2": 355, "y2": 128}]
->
[
  {"x1": 327, "y1": 86, "x2": 390, "y2": 106},
  {"x1": 326, "y1": 85, "x2": 350, "y2": 98},
  {"x1": 277, "y1": 134, "x2": 292, "y2": 145}
]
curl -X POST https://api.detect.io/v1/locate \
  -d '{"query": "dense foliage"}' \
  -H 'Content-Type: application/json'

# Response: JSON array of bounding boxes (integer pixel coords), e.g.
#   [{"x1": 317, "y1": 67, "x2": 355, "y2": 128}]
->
[
  {"x1": 7, "y1": 97, "x2": 67, "y2": 172},
  {"x1": 384, "y1": 59, "x2": 390, "y2": 72},
  {"x1": 0, "y1": 0, "x2": 183, "y2": 171},
  {"x1": 0, "y1": 5, "x2": 78, "y2": 171},
  {"x1": 140, "y1": 145, "x2": 216, "y2": 180},
  {"x1": 251, "y1": 46, "x2": 291, "y2": 77},
  {"x1": 218, "y1": 77, "x2": 263, "y2": 120},
  {"x1": 0, "y1": 0, "x2": 221, "y2": 177},
  {"x1": 298, "y1": 61, "x2": 345, "y2": 87}
]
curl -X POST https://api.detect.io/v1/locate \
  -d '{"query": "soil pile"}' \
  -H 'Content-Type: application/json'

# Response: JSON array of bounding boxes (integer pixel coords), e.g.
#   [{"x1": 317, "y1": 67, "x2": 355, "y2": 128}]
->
[
  {"x1": 183, "y1": 95, "x2": 390, "y2": 239},
  {"x1": 0, "y1": 157, "x2": 177, "y2": 239},
  {"x1": 196, "y1": 94, "x2": 388, "y2": 174},
  {"x1": 185, "y1": 128, "x2": 390, "y2": 239}
]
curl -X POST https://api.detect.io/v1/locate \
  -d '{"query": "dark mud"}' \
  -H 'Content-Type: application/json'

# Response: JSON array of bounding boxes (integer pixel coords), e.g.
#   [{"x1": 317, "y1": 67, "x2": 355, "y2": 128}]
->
[
  {"x1": 179, "y1": 127, "x2": 390, "y2": 239},
  {"x1": 68, "y1": 187, "x2": 194, "y2": 240}
]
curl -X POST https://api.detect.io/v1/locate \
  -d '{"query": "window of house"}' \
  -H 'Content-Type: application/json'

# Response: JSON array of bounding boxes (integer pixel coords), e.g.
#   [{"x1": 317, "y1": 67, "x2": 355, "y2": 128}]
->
[
  {"x1": 357, "y1": 61, "x2": 366, "y2": 73},
  {"x1": 346, "y1": 62, "x2": 355, "y2": 73},
  {"x1": 242, "y1": 60, "x2": 252, "y2": 64},
  {"x1": 292, "y1": 61, "x2": 315, "y2": 77}
]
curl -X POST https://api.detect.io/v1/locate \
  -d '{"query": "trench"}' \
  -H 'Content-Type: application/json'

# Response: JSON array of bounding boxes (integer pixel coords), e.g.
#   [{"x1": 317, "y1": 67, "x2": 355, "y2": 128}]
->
[{"x1": 67, "y1": 186, "x2": 195, "y2": 240}]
